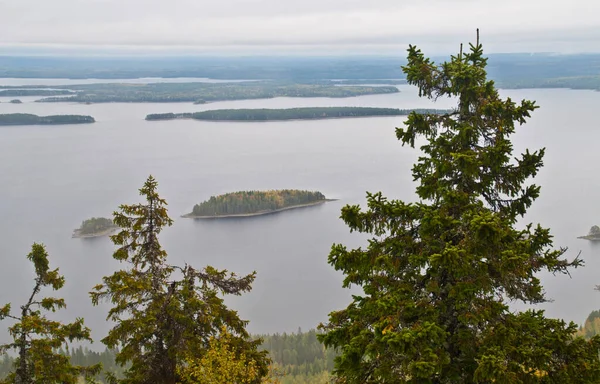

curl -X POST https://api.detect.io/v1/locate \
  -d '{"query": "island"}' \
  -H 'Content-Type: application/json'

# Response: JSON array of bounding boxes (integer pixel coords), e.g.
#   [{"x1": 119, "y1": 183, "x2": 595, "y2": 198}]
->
[
  {"x1": 146, "y1": 107, "x2": 450, "y2": 122},
  {"x1": 578, "y1": 225, "x2": 600, "y2": 241},
  {"x1": 0, "y1": 89, "x2": 75, "y2": 97},
  {"x1": 183, "y1": 190, "x2": 335, "y2": 219},
  {"x1": 9, "y1": 99, "x2": 22, "y2": 104},
  {"x1": 0, "y1": 114, "x2": 95, "y2": 125},
  {"x1": 31, "y1": 82, "x2": 399, "y2": 103},
  {"x1": 72, "y1": 217, "x2": 118, "y2": 238}
]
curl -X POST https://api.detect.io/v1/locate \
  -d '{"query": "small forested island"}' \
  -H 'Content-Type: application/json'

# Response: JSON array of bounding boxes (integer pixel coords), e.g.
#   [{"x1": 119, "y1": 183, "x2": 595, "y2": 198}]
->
[
  {"x1": 146, "y1": 107, "x2": 449, "y2": 122},
  {"x1": 183, "y1": 190, "x2": 334, "y2": 218},
  {"x1": 72, "y1": 217, "x2": 118, "y2": 238},
  {"x1": 0, "y1": 113, "x2": 95, "y2": 125},
  {"x1": 578, "y1": 225, "x2": 600, "y2": 240},
  {"x1": 9, "y1": 99, "x2": 22, "y2": 104}
]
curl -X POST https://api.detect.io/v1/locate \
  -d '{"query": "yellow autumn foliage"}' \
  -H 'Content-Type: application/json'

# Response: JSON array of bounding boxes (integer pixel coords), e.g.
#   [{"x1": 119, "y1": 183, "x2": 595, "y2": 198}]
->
[{"x1": 178, "y1": 327, "x2": 280, "y2": 384}]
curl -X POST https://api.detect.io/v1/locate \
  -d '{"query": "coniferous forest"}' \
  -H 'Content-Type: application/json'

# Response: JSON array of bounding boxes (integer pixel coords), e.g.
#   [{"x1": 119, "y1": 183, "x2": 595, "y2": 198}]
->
[
  {"x1": 188, "y1": 190, "x2": 328, "y2": 217},
  {"x1": 74, "y1": 217, "x2": 117, "y2": 236},
  {"x1": 146, "y1": 107, "x2": 449, "y2": 122},
  {"x1": 0, "y1": 114, "x2": 95, "y2": 125}
]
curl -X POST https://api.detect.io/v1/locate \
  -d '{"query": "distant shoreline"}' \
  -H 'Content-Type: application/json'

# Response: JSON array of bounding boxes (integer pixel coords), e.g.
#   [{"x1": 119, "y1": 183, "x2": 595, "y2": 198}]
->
[
  {"x1": 146, "y1": 107, "x2": 449, "y2": 123},
  {"x1": 577, "y1": 236, "x2": 600, "y2": 241},
  {"x1": 147, "y1": 115, "x2": 408, "y2": 123},
  {"x1": 72, "y1": 227, "x2": 117, "y2": 239},
  {"x1": 182, "y1": 199, "x2": 337, "y2": 219}
]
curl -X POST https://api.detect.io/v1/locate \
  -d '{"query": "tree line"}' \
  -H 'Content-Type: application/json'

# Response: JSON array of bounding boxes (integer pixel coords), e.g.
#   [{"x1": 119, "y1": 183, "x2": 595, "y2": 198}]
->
[
  {"x1": 34, "y1": 82, "x2": 399, "y2": 104},
  {"x1": 2, "y1": 35, "x2": 600, "y2": 384},
  {"x1": 76, "y1": 217, "x2": 116, "y2": 235},
  {"x1": 0, "y1": 329, "x2": 336, "y2": 384},
  {"x1": 0, "y1": 90, "x2": 74, "y2": 97},
  {"x1": 0, "y1": 114, "x2": 95, "y2": 125},
  {"x1": 190, "y1": 190, "x2": 326, "y2": 217},
  {"x1": 146, "y1": 107, "x2": 450, "y2": 122}
]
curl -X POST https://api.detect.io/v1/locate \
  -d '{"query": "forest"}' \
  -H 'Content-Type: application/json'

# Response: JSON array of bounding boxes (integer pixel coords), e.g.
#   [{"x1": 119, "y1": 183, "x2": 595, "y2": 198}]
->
[
  {"x1": 74, "y1": 217, "x2": 117, "y2": 236},
  {"x1": 188, "y1": 190, "x2": 327, "y2": 217},
  {"x1": 2, "y1": 53, "x2": 600, "y2": 85},
  {"x1": 0, "y1": 330, "x2": 335, "y2": 384},
  {"x1": 31, "y1": 82, "x2": 399, "y2": 103},
  {"x1": 0, "y1": 113, "x2": 95, "y2": 125},
  {"x1": 145, "y1": 107, "x2": 449, "y2": 122}
]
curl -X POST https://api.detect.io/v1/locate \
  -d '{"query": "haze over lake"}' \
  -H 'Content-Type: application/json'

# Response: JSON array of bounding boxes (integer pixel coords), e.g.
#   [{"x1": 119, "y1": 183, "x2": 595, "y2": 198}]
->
[{"x1": 0, "y1": 83, "x2": 599, "y2": 345}]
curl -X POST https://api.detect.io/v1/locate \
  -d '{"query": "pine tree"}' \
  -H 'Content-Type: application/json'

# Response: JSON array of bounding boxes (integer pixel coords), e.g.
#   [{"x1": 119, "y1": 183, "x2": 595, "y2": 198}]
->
[
  {"x1": 91, "y1": 175, "x2": 269, "y2": 384},
  {"x1": 318, "y1": 32, "x2": 600, "y2": 383},
  {"x1": 0, "y1": 243, "x2": 100, "y2": 384}
]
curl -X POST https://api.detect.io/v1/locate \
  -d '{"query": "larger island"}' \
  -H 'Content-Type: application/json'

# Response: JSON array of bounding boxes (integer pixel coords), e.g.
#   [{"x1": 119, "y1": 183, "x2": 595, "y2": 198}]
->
[
  {"x1": 183, "y1": 190, "x2": 334, "y2": 219},
  {"x1": 146, "y1": 107, "x2": 450, "y2": 122},
  {"x1": 24, "y1": 82, "x2": 399, "y2": 104},
  {"x1": 0, "y1": 114, "x2": 95, "y2": 125}
]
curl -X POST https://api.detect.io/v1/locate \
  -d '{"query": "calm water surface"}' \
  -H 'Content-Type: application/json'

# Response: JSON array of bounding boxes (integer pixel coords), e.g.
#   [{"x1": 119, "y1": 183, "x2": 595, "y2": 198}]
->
[{"x1": 0, "y1": 84, "x2": 599, "y2": 344}]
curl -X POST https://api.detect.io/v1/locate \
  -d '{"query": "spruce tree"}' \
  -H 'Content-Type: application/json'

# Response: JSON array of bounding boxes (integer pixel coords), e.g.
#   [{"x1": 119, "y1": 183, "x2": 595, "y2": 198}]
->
[
  {"x1": 318, "y1": 32, "x2": 600, "y2": 383},
  {"x1": 91, "y1": 175, "x2": 269, "y2": 384},
  {"x1": 0, "y1": 243, "x2": 100, "y2": 384}
]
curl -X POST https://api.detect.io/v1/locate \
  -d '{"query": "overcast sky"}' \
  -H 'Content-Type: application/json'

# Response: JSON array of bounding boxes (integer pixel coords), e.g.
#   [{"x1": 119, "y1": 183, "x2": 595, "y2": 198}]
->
[{"x1": 1, "y1": 0, "x2": 599, "y2": 55}]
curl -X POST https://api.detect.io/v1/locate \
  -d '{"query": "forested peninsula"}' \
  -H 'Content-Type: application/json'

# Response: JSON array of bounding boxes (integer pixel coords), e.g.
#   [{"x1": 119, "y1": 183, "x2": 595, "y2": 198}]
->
[
  {"x1": 146, "y1": 107, "x2": 449, "y2": 122},
  {"x1": 183, "y1": 190, "x2": 332, "y2": 218},
  {"x1": 72, "y1": 217, "x2": 117, "y2": 238},
  {"x1": 31, "y1": 82, "x2": 399, "y2": 103},
  {"x1": 0, "y1": 113, "x2": 95, "y2": 125}
]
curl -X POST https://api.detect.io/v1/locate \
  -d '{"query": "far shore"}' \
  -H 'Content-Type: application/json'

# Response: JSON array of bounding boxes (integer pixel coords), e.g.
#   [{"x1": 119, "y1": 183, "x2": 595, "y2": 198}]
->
[
  {"x1": 147, "y1": 115, "x2": 408, "y2": 123},
  {"x1": 577, "y1": 235, "x2": 600, "y2": 241},
  {"x1": 72, "y1": 227, "x2": 118, "y2": 239},
  {"x1": 182, "y1": 199, "x2": 338, "y2": 219}
]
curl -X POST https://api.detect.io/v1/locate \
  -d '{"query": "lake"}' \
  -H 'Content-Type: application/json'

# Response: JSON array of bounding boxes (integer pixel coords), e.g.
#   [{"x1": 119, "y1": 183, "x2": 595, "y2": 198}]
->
[{"x1": 0, "y1": 84, "x2": 599, "y2": 345}]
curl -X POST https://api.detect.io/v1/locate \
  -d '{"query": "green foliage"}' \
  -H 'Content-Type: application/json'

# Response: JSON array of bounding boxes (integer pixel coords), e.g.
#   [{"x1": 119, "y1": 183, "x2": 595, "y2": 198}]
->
[
  {"x1": 90, "y1": 175, "x2": 269, "y2": 384},
  {"x1": 0, "y1": 114, "x2": 95, "y2": 125},
  {"x1": 257, "y1": 329, "x2": 336, "y2": 384},
  {"x1": 145, "y1": 107, "x2": 449, "y2": 122},
  {"x1": 77, "y1": 218, "x2": 117, "y2": 235},
  {"x1": 35, "y1": 82, "x2": 399, "y2": 103},
  {"x1": 191, "y1": 190, "x2": 326, "y2": 217},
  {"x1": 0, "y1": 244, "x2": 100, "y2": 384},
  {"x1": 318, "y1": 34, "x2": 600, "y2": 383}
]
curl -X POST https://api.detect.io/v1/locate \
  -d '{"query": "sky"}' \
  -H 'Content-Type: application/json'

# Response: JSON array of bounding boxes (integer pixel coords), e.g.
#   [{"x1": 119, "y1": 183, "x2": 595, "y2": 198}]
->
[{"x1": 0, "y1": 0, "x2": 599, "y2": 55}]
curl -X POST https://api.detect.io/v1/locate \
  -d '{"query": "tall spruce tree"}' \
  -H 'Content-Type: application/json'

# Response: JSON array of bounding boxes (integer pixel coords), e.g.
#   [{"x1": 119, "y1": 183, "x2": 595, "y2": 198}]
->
[
  {"x1": 318, "y1": 32, "x2": 600, "y2": 383},
  {"x1": 0, "y1": 243, "x2": 100, "y2": 384},
  {"x1": 91, "y1": 176, "x2": 269, "y2": 384}
]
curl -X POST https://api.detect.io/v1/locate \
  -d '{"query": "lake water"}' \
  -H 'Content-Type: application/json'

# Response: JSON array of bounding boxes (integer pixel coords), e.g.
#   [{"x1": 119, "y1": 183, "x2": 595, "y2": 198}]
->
[{"x1": 1, "y1": 84, "x2": 599, "y2": 345}]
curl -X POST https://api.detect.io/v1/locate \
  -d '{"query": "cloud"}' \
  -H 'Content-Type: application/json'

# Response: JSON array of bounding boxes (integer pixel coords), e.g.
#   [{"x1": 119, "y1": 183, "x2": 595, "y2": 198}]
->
[{"x1": 0, "y1": 0, "x2": 598, "y2": 53}]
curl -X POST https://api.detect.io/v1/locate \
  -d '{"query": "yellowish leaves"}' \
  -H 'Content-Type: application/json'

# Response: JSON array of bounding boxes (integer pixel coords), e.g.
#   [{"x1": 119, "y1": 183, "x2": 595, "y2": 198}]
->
[{"x1": 178, "y1": 326, "x2": 280, "y2": 384}]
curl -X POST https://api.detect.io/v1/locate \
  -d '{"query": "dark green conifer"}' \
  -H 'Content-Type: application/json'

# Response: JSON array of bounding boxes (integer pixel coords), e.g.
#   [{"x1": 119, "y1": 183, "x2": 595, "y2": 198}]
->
[
  {"x1": 318, "y1": 32, "x2": 600, "y2": 383},
  {"x1": 0, "y1": 244, "x2": 100, "y2": 384},
  {"x1": 91, "y1": 176, "x2": 269, "y2": 384}
]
